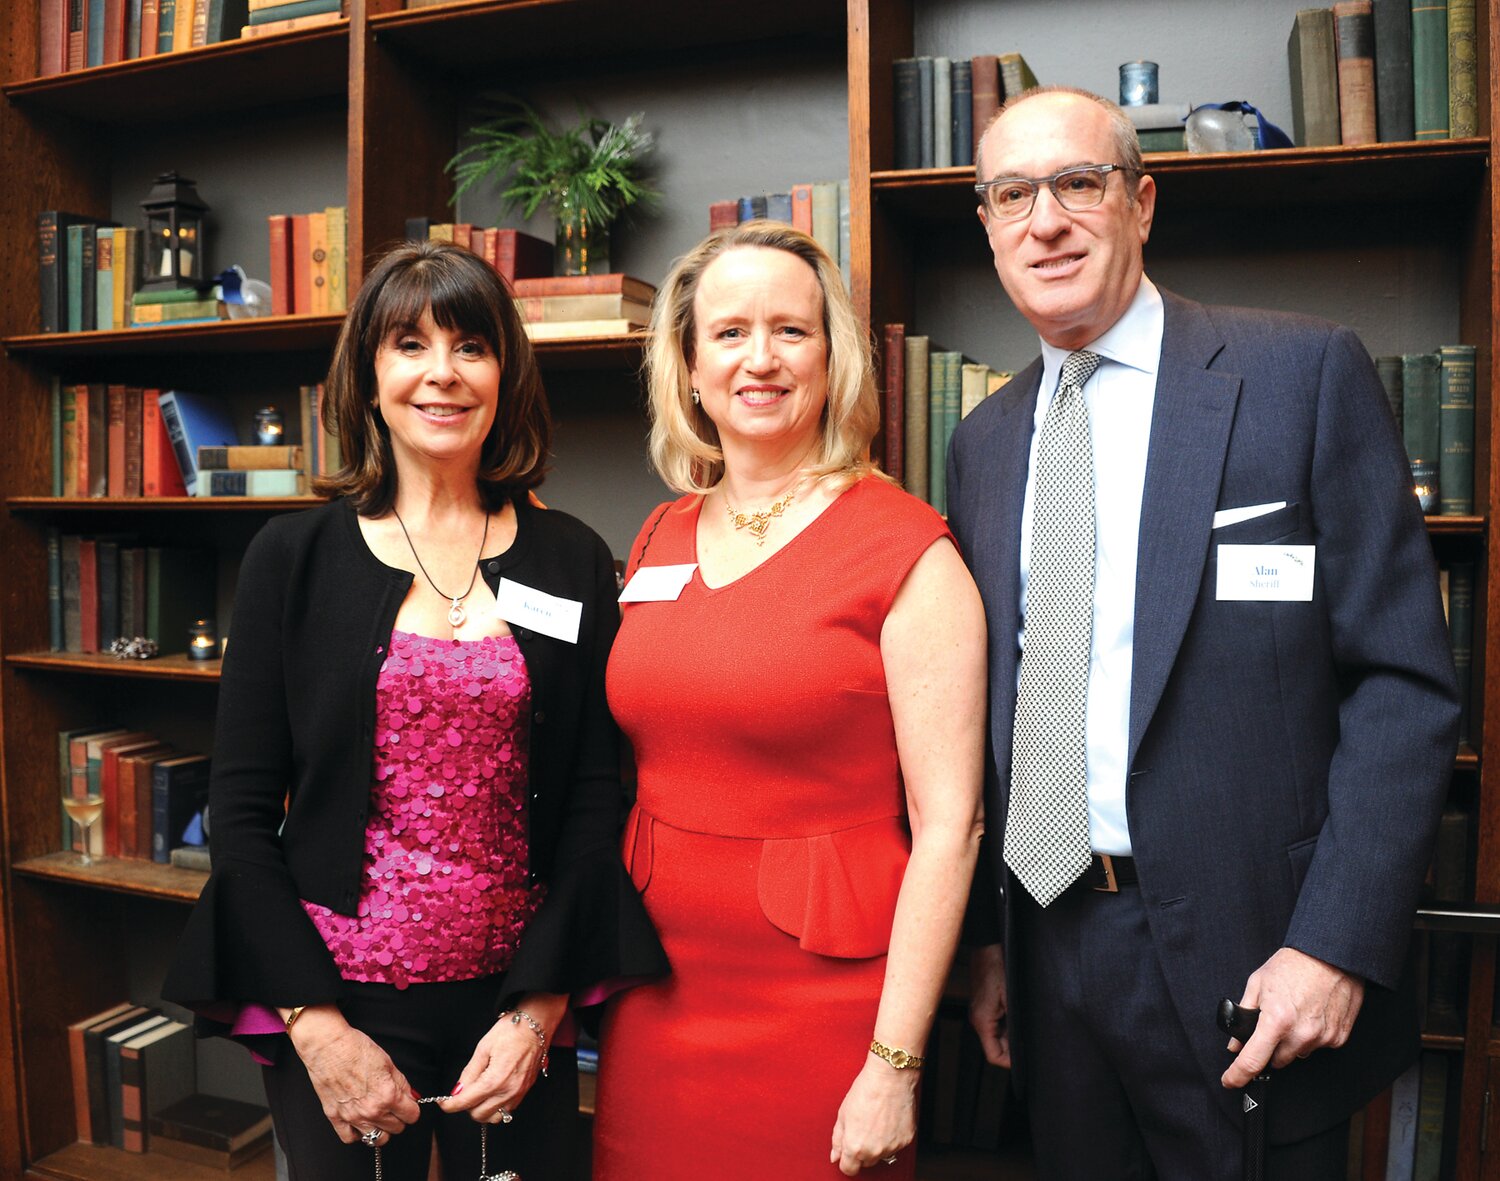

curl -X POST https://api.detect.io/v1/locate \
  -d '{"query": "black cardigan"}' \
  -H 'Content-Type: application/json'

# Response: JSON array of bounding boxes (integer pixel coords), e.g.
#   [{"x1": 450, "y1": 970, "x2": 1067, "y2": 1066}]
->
[{"x1": 163, "y1": 496, "x2": 667, "y2": 1011}]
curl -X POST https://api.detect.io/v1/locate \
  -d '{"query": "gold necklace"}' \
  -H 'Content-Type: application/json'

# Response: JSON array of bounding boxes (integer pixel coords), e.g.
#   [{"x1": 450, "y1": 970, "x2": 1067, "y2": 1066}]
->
[{"x1": 724, "y1": 481, "x2": 799, "y2": 546}]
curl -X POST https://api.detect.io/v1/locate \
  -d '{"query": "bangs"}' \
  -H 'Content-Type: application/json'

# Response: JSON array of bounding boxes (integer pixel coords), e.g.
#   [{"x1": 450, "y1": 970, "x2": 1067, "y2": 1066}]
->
[{"x1": 363, "y1": 253, "x2": 506, "y2": 364}]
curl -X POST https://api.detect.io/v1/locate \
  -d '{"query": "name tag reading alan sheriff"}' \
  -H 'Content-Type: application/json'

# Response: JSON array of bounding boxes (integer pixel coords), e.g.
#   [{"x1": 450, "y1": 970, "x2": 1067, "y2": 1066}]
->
[
  {"x1": 1216, "y1": 545, "x2": 1316, "y2": 602},
  {"x1": 494, "y1": 578, "x2": 582, "y2": 643},
  {"x1": 618, "y1": 563, "x2": 698, "y2": 603}
]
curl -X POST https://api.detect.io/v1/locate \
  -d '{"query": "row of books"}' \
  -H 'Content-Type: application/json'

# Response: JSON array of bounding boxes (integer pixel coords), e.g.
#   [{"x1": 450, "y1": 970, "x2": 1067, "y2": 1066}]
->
[
  {"x1": 1288, "y1": 1, "x2": 1478, "y2": 149},
  {"x1": 406, "y1": 219, "x2": 553, "y2": 284},
  {"x1": 892, "y1": 52, "x2": 1036, "y2": 172},
  {"x1": 708, "y1": 180, "x2": 851, "y2": 291},
  {"x1": 1359, "y1": 1052, "x2": 1458, "y2": 1181},
  {"x1": 58, "y1": 726, "x2": 209, "y2": 863},
  {"x1": 50, "y1": 534, "x2": 215, "y2": 656},
  {"x1": 68, "y1": 999, "x2": 271, "y2": 1164},
  {"x1": 880, "y1": 324, "x2": 1013, "y2": 516},
  {"x1": 1379, "y1": 345, "x2": 1475, "y2": 517},
  {"x1": 50, "y1": 383, "x2": 336, "y2": 500},
  {"x1": 268, "y1": 207, "x2": 349, "y2": 317},
  {"x1": 39, "y1": 0, "x2": 248, "y2": 75}
]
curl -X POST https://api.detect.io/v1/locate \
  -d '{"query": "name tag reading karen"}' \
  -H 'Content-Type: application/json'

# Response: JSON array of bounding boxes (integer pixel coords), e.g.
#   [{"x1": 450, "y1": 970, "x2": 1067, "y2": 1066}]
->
[
  {"x1": 494, "y1": 578, "x2": 582, "y2": 644},
  {"x1": 1216, "y1": 545, "x2": 1316, "y2": 602},
  {"x1": 618, "y1": 563, "x2": 698, "y2": 603}
]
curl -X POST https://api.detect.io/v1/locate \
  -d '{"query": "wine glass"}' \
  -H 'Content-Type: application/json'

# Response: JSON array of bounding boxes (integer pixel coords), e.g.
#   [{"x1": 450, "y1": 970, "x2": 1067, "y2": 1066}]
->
[{"x1": 61, "y1": 787, "x2": 104, "y2": 866}]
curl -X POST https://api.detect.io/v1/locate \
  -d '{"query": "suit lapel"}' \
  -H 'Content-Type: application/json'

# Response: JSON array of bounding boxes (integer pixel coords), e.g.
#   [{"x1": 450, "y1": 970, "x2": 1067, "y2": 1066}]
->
[{"x1": 1128, "y1": 293, "x2": 1241, "y2": 767}]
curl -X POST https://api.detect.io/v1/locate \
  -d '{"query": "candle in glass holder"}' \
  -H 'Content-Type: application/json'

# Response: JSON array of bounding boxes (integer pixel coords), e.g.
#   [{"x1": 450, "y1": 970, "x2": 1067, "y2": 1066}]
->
[
  {"x1": 254, "y1": 406, "x2": 284, "y2": 445},
  {"x1": 187, "y1": 619, "x2": 218, "y2": 661}
]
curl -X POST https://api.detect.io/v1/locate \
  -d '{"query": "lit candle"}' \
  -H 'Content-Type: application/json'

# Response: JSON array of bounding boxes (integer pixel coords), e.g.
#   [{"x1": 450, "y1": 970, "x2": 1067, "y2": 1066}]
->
[{"x1": 187, "y1": 619, "x2": 218, "y2": 661}]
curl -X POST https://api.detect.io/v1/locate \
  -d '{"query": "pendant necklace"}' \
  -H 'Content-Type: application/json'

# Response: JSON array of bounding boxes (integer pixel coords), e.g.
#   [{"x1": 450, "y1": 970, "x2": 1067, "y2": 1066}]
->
[
  {"x1": 724, "y1": 476, "x2": 803, "y2": 546},
  {"x1": 392, "y1": 507, "x2": 490, "y2": 628}
]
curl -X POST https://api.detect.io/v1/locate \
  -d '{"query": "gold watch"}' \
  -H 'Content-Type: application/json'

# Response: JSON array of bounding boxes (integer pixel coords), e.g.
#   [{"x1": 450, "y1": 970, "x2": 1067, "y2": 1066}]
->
[{"x1": 869, "y1": 1039, "x2": 925, "y2": 1070}]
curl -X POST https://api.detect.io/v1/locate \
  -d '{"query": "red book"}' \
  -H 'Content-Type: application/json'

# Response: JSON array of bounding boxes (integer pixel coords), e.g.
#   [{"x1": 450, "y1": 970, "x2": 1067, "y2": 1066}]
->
[
  {"x1": 291, "y1": 213, "x2": 311, "y2": 315},
  {"x1": 140, "y1": 0, "x2": 160, "y2": 58},
  {"x1": 78, "y1": 539, "x2": 99, "y2": 651},
  {"x1": 123, "y1": 387, "x2": 144, "y2": 497},
  {"x1": 709, "y1": 199, "x2": 738, "y2": 231},
  {"x1": 491, "y1": 230, "x2": 552, "y2": 283},
  {"x1": 127, "y1": 748, "x2": 175, "y2": 858},
  {"x1": 104, "y1": 738, "x2": 166, "y2": 858},
  {"x1": 40, "y1": 0, "x2": 67, "y2": 75},
  {"x1": 103, "y1": 0, "x2": 127, "y2": 63},
  {"x1": 791, "y1": 184, "x2": 813, "y2": 235},
  {"x1": 480, "y1": 228, "x2": 498, "y2": 270},
  {"x1": 142, "y1": 390, "x2": 186, "y2": 497},
  {"x1": 881, "y1": 323, "x2": 906, "y2": 482},
  {"x1": 268, "y1": 214, "x2": 292, "y2": 315},
  {"x1": 451, "y1": 223, "x2": 474, "y2": 251},
  {"x1": 971, "y1": 55, "x2": 1000, "y2": 156},
  {"x1": 511, "y1": 273, "x2": 656, "y2": 302},
  {"x1": 106, "y1": 384, "x2": 127, "y2": 498},
  {"x1": 68, "y1": 1003, "x2": 136, "y2": 1142}
]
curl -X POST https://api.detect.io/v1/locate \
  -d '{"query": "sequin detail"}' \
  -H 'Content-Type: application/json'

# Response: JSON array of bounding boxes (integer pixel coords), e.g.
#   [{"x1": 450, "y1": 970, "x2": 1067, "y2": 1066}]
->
[{"x1": 303, "y1": 629, "x2": 543, "y2": 989}]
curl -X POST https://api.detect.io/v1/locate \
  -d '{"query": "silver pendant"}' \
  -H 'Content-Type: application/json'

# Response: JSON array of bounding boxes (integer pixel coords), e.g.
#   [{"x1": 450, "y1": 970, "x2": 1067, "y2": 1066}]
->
[{"x1": 448, "y1": 598, "x2": 467, "y2": 628}]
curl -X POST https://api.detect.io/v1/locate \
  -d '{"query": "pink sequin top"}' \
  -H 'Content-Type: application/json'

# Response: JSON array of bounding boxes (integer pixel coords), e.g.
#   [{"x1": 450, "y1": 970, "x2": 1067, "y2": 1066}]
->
[{"x1": 301, "y1": 629, "x2": 545, "y2": 990}]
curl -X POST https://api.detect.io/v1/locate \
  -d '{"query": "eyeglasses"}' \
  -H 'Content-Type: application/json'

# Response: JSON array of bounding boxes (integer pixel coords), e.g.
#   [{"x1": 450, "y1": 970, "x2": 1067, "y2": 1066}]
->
[{"x1": 974, "y1": 164, "x2": 1138, "y2": 220}]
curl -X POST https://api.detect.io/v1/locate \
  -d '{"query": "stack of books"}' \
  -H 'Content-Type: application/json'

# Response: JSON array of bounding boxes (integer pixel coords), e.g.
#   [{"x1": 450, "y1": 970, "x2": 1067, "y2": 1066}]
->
[
  {"x1": 241, "y1": 0, "x2": 345, "y2": 39},
  {"x1": 65, "y1": 1003, "x2": 197, "y2": 1152},
  {"x1": 513, "y1": 274, "x2": 656, "y2": 341}
]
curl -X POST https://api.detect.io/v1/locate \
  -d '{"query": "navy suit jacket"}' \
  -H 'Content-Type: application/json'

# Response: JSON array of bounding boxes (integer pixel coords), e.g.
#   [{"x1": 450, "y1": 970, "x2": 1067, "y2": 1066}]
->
[{"x1": 947, "y1": 289, "x2": 1460, "y2": 1141}]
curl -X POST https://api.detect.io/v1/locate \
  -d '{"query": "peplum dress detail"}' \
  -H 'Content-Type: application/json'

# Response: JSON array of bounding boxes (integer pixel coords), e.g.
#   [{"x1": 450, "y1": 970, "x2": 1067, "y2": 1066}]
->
[{"x1": 596, "y1": 477, "x2": 951, "y2": 1179}]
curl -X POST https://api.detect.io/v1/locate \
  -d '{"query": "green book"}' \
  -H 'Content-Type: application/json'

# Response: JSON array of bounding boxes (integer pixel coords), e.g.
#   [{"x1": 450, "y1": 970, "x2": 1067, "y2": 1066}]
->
[
  {"x1": 157, "y1": 0, "x2": 175, "y2": 51},
  {"x1": 1412, "y1": 0, "x2": 1449, "y2": 138},
  {"x1": 1288, "y1": 8, "x2": 1340, "y2": 147},
  {"x1": 1401, "y1": 352, "x2": 1441, "y2": 513},
  {"x1": 132, "y1": 286, "x2": 215, "y2": 306},
  {"x1": 1374, "y1": 354, "x2": 1403, "y2": 425},
  {"x1": 903, "y1": 335, "x2": 930, "y2": 503},
  {"x1": 66, "y1": 224, "x2": 87, "y2": 333},
  {"x1": 941, "y1": 352, "x2": 962, "y2": 501},
  {"x1": 1447, "y1": 0, "x2": 1477, "y2": 137},
  {"x1": 1437, "y1": 344, "x2": 1474, "y2": 515},
  {"x1": 998, "y1": 52, "x2": 1038, "y2": 99},
  {"x1": 928, "y1": 351, "x2": 961, "y2": 516}
]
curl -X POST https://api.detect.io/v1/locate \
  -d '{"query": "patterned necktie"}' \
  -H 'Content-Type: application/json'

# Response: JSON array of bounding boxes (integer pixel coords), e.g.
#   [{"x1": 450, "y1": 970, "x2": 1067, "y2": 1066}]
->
[{"x1": 1005, "y1": 349, "x2": 1102, "y2": 907}]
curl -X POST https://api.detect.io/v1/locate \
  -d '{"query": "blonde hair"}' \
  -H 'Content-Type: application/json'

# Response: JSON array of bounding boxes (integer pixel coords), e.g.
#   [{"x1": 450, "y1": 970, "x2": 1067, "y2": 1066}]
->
[{"x1": 644, "y1": 221, "x2": 883, "y2": 494}]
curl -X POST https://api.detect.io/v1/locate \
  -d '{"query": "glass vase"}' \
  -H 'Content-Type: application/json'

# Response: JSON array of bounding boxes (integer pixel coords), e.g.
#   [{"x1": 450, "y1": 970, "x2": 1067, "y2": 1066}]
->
[{"x1": 554, "y1": 197, "x2": 610, "y2": 276}]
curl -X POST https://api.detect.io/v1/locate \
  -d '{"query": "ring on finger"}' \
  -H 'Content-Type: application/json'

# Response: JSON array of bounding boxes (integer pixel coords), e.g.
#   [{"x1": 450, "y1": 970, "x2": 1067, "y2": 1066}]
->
[
  {"x1": 881, "y1": 1156, "x2": 898, "y2": 1166},
  {"x1": 360, "y1": 1128, "x2": 383, "y2": 1147}
]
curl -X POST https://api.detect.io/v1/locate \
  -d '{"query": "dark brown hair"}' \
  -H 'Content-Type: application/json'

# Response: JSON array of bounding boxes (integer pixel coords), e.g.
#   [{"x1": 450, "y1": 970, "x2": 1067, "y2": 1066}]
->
[{"x1": 315, "y1": 239, "x2": 551, "y2": 514}]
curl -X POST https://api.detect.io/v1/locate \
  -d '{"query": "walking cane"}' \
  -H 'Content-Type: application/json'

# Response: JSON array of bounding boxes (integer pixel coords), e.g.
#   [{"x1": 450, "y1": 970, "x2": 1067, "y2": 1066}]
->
[{"x1": 1217, "y1": 998, "x2": 1269, "y2": 1181}]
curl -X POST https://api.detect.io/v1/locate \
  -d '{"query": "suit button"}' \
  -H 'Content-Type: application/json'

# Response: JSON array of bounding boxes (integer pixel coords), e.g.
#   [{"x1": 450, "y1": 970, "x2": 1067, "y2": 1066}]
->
[
  {"x1": 486, "y1": 560, "x2": 500, "y2": 573},
  {"x1": 534, "y1": 711, "x2": 546, "y2": 724}
]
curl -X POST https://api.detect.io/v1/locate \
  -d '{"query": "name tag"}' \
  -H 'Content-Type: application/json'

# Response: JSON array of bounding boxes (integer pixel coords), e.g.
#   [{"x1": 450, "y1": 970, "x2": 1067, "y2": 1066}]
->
[
  {"x1": 619, "y1": 563, "x2": 698, "y2": 603},
  {"x1": 494, "y1": 578, "x2": 582, "y2": 644},
  {"x1": 1216, "y1": 545, "x2": 1316, "y2": 602}
]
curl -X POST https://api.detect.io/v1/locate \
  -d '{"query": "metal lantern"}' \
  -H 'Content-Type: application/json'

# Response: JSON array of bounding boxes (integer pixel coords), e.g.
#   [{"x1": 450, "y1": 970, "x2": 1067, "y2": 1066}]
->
[{"x1": 140, "y1": 171, "x2": 209, "y2": 291}]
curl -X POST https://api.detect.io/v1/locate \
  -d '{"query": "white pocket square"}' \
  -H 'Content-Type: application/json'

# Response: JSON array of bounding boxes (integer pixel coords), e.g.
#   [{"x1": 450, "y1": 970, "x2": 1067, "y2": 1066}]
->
[{"x1": 1212, "y1": 501, "x2": 1287, "y2": 530}]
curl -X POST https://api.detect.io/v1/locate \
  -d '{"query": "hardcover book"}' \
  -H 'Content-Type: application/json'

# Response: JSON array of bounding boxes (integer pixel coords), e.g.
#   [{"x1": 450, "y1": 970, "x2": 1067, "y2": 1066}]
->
[
  {"x1": 881, "y1": 323, "x2": 905, "y2": 484},
  {"x1": 82, "y1": 1004, "x2": 154, "y2": 1144},
  {"x1": 153, "y1": 754, "x2": 210, "y2": 862},
  {"x1": 1288, "y1": 8, "x2": 1341, "y2": 147},
  {"x1": 970, "y1": 55, "x2": 1000, "y2": 156},
  {"x1": 1448, "y1": 0, "x2": 1478, "y2": 137},
  {"x1": 193, "y1": 468, "x2": 305, "y2": 497},
  {"x1": 157, "y1": 390, "x2": 238, "y2": 495},
  {"x1": 150, "y1": 1092, "x2": 273, "y2": 1153},
  {"x1": 951, "y1": 58, "x2": 973, "y2": 168},
  {"x1": 903, "y1": 334, "x2": 931, "y2": 503},
  {"x1": 932, "y1": 57, "x2": 953, "y2": 169},
  {"x1": 119, "y1": 1020, "x2": 195, "y2": 1152},
  {"x1": 510, "y1": 274, "x2": 656, "y2": 303},
  {"x1": 1437, "y1": 344, "x2": 1475, "y2": 514},
  {"x1": 1332, "y1": 1, "x2": 1377, "y2": 145},
  {"x1": 106, "y1": 1013, "x2": 170, "y2": 1148},
  {"x1": 1412, "y1": 0, "x2": 1449, "y2": 138},
  {"x1": 68, "y1": 1002, "x2": 136, "y2": 1143},
  {"x1": 1402, "y1": 352, "x2": 1441, "y2": 513},
  {"x1": 893, "y1": 58, "x2": 920, "y2": 170},
  {"x1": 1373, "y1": 0, "x2": 1415, "y2": 140}
]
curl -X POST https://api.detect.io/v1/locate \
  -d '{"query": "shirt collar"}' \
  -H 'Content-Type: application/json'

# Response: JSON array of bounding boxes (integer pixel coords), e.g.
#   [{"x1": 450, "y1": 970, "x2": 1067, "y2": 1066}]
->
[{"x1": 1038, "y1": 275, "x2": 1163, "y2": 380}]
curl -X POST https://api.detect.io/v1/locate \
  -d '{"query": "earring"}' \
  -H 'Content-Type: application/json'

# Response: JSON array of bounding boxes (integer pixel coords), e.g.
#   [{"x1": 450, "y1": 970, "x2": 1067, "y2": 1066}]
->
[{"x1": 690, "y1": 388, "x2": 701, "y2": 405}]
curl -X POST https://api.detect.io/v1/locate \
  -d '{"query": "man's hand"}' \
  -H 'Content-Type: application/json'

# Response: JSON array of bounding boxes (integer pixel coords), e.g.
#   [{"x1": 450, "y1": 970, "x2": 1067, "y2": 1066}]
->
[
  {"x1": 1220, "y1": 947, "x2": 1364, "y2": 1089},
  {"x1": 968, "y1": 943, "x2": 1011, "y2": 1068}
]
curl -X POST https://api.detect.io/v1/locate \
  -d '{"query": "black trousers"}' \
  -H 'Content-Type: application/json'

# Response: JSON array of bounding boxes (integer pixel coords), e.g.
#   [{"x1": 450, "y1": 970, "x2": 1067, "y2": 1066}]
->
[
  {"x1": 262, "y1": 976, "x2": 579, "y2": 1181},
  {"x1": 1015, "y1": 884, "x2": 1348, "y2": 1181}
]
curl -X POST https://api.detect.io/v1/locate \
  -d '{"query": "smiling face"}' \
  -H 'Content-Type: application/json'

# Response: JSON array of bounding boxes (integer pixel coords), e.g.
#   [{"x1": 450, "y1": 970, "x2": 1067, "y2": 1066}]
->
[
  {"x1": 688, "y1": 245, "x2": 830, "y2": 460},
  {"x1": 977, "y1": 93, "x2": 1156, "y2": 351},
  {"x1": 374, "y1": 308, "x2": 501, "y2": 475}
]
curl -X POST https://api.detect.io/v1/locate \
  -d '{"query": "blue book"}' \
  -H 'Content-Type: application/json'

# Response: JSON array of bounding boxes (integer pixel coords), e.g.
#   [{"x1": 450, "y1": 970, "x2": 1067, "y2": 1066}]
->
[
  {"x1": 153, "y1": 754, "x2": 210, "y2": 863},
  {"x1": 156, "y1": 391, "x2": 238, "y2": 495},
  {"x1": 95, "y1": 226, "x2": 114, "y2": 332},
  {"x1": 951, "y1": 59, "x2": 973, "y2": 168},
  {"x1": 87, "y1": 0, "x2": 106, "y2": 66},
  {"x1": 737, "y1": 194, "x2": 768, "y2": 222},
  {"x1": 126, "y1": 0, "x2": 142, "y2": 57},
  {"x1": 764, "y1": 192, "x2": 793, "y2": 225},
  {"x1": 917, "y1": 57, "x2": 935, "y2": 168},
  {"x1": 66, "y1": 224, "x2": 87, "y2": 332}
]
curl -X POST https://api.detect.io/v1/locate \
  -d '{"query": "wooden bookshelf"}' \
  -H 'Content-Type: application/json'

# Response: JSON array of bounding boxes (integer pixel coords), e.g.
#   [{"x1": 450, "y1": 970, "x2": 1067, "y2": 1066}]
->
[{"x1": 0, "y1": 1, "x2": 1496, "y2": 1178}]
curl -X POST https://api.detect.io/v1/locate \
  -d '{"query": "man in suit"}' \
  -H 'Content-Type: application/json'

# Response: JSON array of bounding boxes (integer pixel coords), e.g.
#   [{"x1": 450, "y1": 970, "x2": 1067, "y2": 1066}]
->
[{"x1": 949, "y1": 87, "x2": 1459, "y2": 1178}]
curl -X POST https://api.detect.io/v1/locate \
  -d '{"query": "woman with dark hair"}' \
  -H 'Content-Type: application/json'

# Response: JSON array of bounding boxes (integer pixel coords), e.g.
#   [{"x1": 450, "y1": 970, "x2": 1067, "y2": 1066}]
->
[{"x1": 165, "y1": 239, "x2": 665, "y2": 1180}]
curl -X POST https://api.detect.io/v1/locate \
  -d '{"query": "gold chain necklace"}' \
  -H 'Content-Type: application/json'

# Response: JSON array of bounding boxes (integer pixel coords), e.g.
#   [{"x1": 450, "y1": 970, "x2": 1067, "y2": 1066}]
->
[{"x1": 723, "y1": 480, "x2": 800, "y2": 546}]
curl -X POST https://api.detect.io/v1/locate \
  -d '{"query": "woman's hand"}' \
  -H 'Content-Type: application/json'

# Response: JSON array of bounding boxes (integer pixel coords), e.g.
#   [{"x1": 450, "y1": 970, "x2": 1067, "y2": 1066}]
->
[
  {"x1": 288, "y1": 1006, "x2": 421, "y2": 1145},
  {"x1": 440, "y1": 995, "x2": 567, "y2": 1125},
  {"x1": 829, "y1": 1057, "x2": 919, "y2": 1175}
]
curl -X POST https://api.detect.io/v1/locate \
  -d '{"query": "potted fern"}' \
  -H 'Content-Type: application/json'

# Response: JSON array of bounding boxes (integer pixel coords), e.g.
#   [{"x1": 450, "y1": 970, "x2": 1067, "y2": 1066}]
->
[{"x1": 448, "y1": 100, "x2": 658, "y2": 276}]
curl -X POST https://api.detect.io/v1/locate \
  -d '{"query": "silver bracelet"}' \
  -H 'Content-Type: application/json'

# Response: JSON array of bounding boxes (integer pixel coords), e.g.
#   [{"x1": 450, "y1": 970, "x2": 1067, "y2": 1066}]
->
[{"x1": 499, "y1": 1009, "x2": 549, "y2": 1078}]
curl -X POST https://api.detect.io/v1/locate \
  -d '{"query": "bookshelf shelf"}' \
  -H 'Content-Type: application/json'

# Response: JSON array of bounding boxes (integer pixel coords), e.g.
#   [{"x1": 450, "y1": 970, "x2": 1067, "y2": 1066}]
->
[
  {"x1": 1426, "y1": 515, "x2": 1489, "y2": 536},
  {"x1": 1, "y1": 24, "x2": 351, "y2": 123},
  {"x1": 1457, "y1": 744, "x2": 1481, "y2": 771},
  {"x1": 529, "y1": 332, "x2": 648, "y2": 370},
  {"x1": 7, "y1": 497, "x2": 322, "y2": 513},
  {"x1": 27, "y1": 1140, "x2": 272, "y2": 1181},
  {"x1": 7, "y1": 652, "x2": 221, "y2": 683},
  {"x1": 368, "y1": 0, "x2": 844, "y2": 72},
  {"x1": 12, "y1": 852, "x2": 207, "y2": 905},
  {"x1": 2, "y1": 315, "x2": 345, "y2": 359},
  {"x1": 871, "y1": 138, "x2": 1491, "y2": 221}
]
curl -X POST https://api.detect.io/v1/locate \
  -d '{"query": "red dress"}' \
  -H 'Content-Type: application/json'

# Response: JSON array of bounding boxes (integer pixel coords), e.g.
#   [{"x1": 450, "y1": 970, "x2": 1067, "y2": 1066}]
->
[{"x1": 596, "y1": 477, "x2": 951, "y2": 1180}]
